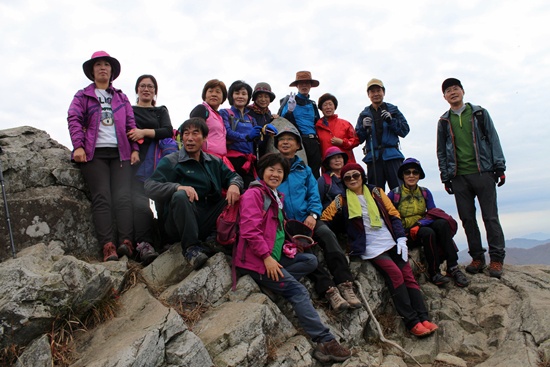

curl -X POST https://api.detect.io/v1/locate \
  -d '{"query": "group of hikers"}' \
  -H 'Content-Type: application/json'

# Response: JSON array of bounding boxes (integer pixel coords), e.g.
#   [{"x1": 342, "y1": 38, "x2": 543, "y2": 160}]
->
[{"x1": 68, "y1": 50, "x2": 507, "y2": 363}]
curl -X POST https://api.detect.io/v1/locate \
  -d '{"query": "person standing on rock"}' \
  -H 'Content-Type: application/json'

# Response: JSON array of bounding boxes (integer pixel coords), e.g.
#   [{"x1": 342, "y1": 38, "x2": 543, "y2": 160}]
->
[
  {"x1": 234, "y1": 153, "x2": 351, "y2": 363},
  {"x1": 68, "y1": 51, "x2": 140, "y2": 262},
  {"x1": 355, "y1": 78, "x2": 410, "y2": 191},
  {"x1": 437, "y1": 78, "x2": 507, "y2": 279},
  {"x1": 144, "y1": 118, "x2": 243, "y2": 270},
  {"x1": 127, "y1": 74, "x2": 174, "y2": 265},
  {"x1": 278, "y1": 71, "x2": 322, "y2": 178}
]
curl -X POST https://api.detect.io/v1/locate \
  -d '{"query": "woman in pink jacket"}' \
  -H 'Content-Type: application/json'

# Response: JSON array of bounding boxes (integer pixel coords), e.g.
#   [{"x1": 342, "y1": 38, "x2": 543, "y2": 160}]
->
[
  {"x1": 234, "y1": 153, "x2": 351, "y2": 363},
  {"x1": 67, "y1": 51, "x2": 139, "y2": 262}
]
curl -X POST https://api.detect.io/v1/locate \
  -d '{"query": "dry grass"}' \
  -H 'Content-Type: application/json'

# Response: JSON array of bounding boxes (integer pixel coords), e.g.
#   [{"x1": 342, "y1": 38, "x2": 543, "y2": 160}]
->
[
  {"x1": 170, "y1": 300, "x2": 210, "y2": 331},
  {"x1": 0, "y1": 344, "x2": 22, "y2": 366},
  {"x1": 265, "y1": 336, "x2": 282, "y2": 362},
  {"x1": 539, "y1": 351, "x2": 550, "y2": 367},
  {"x1": 48, "y1": 289, "x2": 122, "y2": 366}
]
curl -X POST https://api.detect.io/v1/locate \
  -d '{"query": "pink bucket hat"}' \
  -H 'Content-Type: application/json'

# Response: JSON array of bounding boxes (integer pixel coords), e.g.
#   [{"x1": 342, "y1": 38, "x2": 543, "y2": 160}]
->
[{"x1": 82, "y1": 51, "x2": 121, "y2": 82}]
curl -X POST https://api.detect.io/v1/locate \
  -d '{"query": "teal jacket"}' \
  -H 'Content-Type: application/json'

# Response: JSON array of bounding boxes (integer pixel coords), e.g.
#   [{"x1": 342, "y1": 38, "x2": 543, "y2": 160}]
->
[{"x1": 277, "y1": 156, "x2": 322, "y2": 222}]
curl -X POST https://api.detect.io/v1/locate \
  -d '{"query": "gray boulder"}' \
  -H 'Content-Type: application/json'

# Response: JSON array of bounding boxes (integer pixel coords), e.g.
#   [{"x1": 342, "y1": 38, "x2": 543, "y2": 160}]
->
[
  {"x1": 0, "y1": 126, "x2": 96, "y2": 261},
  {"x1": 0, "y1": 242, "x2": 125, "y2": 349}
]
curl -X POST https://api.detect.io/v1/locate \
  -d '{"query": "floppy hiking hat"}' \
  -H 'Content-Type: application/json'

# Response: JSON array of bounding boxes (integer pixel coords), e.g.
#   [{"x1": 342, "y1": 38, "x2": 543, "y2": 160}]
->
[
  {"x1": 252, "y1": 82, "x2": 276, "y2": 102},
  {"x1": 82, "y1": 51, "x2": 121, "y2": 82},
  {"x1": 285, "y1": 220, "x2": 316, "y2": 250},
  {"x1": 289, "y1": 71, "x2": 320, "y2": 87},
  {"x1": 322, "y1": 146, "x2": 348, "y2": 169},
  {"x1": 398, "y1": 157, "x2": 426, "y2": 180}
]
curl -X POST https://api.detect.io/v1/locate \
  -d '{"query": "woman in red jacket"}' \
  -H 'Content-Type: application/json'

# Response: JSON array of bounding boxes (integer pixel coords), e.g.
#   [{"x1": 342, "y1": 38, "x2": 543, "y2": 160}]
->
[{"x1": 315, "y1": 93, "x2": 359, "y2": 164}]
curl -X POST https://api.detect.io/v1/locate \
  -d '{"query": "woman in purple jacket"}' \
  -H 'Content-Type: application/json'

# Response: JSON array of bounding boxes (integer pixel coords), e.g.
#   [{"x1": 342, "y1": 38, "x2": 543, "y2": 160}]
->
[
  {"x1": 234, "y1": 153, "x2": 351, "y2": 363},
  {"x1": 67, "y1": 51, "x2": 140, "y2": 262}
]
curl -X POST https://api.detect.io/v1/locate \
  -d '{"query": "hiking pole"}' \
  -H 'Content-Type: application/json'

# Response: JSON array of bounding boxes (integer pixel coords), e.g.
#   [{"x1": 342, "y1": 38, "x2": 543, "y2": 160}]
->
[
  {"x1": 368, "y1": 129, "x2": 378, "y2": 186},
  {"x1": 0, "y1": 147, "x2": 16, "y2": 259}
]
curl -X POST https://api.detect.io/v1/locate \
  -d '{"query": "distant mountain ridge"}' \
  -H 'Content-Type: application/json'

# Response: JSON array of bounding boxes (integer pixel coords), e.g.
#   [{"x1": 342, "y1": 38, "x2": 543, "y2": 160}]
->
[{"x1": 458, "y1": 238, "x2": 550, "y2": 265}]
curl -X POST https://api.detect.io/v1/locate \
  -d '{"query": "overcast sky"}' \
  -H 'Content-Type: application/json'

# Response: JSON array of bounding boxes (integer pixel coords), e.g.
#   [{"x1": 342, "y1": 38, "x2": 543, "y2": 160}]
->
[{"x1": 1, "y1": 0, "x2": 549, "y2": 249}]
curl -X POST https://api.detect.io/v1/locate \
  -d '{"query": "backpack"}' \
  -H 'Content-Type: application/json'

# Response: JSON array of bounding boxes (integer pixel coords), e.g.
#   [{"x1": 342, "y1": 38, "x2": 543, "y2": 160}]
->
[
  {"x1": 216, "y1": 192, "x2": 272, "y2": 246},
  {"x1": 135, "y1": 137, "x2": 179, "y2": 181},
  {"x1": 225, "y1": 108, "x2": 256, "y2": 131},
  {"x1": 390, "y1": 185, "x2": 428, "y2": 207}
]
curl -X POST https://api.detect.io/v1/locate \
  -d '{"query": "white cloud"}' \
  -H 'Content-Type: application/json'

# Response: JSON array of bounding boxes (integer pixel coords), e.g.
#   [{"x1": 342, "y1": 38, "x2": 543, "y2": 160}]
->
[{"x1": 1, "y1": 0, "x2": 549, "y2": 245}]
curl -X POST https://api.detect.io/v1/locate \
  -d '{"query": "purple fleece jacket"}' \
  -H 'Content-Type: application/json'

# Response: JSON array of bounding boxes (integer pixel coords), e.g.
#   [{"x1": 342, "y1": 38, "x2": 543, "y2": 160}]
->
[{"x1": 68, "y1": 83, "x2": 138, "y2": 161}]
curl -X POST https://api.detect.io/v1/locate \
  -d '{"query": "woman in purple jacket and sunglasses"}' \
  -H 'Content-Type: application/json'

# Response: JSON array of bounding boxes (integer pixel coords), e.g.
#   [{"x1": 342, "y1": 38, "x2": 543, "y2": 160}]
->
[{"x1": 67, "y1": 50, "x2": 140, "y2": 262}]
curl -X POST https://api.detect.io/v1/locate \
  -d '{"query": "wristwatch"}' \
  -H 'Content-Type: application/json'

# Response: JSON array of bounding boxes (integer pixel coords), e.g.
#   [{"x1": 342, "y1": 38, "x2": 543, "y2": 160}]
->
[{"x1": 310, "y1": 213, "x2": 318, "y2": 220}]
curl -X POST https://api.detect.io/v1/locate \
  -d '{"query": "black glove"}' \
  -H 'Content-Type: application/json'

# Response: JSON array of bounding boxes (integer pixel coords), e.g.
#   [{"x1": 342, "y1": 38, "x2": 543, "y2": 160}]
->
[
  {"x1": 444, "y1": 180, "x2": 454, "y2": 195},
  {"x1": 494, "y1": 170, "x2": 506, "y2": 187},
  {"x1": 381, "y1": 110, "x2": 392, "y2": 122}
]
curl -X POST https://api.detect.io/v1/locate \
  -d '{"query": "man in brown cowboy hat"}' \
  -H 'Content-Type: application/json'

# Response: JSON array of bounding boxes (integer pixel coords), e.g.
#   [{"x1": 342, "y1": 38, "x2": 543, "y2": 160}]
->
[{"x1": 278, "y1": 71, "x2": 322, "y2": 178}]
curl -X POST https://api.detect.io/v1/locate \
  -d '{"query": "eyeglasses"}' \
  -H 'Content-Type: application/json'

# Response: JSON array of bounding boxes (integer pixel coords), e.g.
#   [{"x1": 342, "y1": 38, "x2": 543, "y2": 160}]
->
[
  {"x1": 343, "y1": 173, "x2": 362, "y2": 182},
  {"x1": 139, "y1": 84, "x2": 155, "y2": 90},
  {"x1": 403, "y1": 169, "x2": 420, "y2": 176}
]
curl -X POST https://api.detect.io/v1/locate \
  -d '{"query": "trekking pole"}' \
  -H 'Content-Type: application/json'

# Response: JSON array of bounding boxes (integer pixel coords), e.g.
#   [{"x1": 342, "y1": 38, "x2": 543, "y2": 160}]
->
[
  {"x1": 368, "y1": 130, "x2": 378, "y2": 186},
  {"x1": 0, "y1": 147, "x2": 16, "y2": 259}
]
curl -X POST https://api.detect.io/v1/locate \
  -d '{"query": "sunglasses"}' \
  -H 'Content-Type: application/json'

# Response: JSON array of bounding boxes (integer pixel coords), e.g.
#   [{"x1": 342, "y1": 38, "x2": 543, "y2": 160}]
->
[
  {"x1": 403, "y1": 169, "x2": 420, "y2": 176},
  {"x1": 343, "y1": 172, "x2": 362, "y2": 182}
]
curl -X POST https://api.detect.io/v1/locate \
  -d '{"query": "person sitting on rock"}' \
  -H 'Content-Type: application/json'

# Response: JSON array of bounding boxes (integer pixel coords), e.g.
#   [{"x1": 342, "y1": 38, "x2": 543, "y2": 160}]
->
[
  {"x1": 322, "y1": 162, "x2": 438, "y2": 337},
  {"x1": 387, "y1": 158, "x2": 469, "y2": 288},
  {"x1": 144, "y1": 117, "x2": 243, "y2": 270},
  {"x1": 274, "y1": 126, "x2": 362, "y2": 312},
  {"x1": 234, "y1": 152, "x2": 351, "y2": 363}
]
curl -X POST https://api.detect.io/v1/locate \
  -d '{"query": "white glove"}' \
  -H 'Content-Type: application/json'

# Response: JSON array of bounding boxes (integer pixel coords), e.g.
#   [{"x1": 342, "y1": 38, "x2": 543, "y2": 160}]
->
[
  {"x1": 381, "y1": 110, "x2": 392, "y2": 122},
  {"x1": 362, "y1": 117, "x2": 372, "y2": 128},
  {"x1": 396, "y1": 237, "x2": 408, "y2": 262},
  {"x1": 287, "y1": 92, "x2": 296, "y2": 112}
]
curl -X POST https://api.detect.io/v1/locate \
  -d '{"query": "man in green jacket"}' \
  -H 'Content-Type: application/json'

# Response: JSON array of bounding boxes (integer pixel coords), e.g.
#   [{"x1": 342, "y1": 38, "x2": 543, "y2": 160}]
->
[
  {"x1": 145, "y1": 118, "x2": 243, "y2": 269},
  {"x1": 437, "y1": 78, "x2": 506, "y2": 279}
]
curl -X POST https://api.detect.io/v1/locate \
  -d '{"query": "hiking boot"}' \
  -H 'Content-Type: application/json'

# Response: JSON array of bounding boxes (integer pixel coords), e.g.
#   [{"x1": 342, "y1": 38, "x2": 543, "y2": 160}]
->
[
  {"x1": 422, "y1": 320, "x2": 439, "y2": 334},
  {"x1": 136, "y1": 242, "x2": 159, "y2": 265},
  {"x1": 431, "y1": 273, "x2": 452, "y2": 287},
  {"x1": 313, "y1": 339, "x2": 351, "y2": 363},
  {"x1": 409, "y1": 322, "x2": 431, "y2": 337},
  {"x1": 337, "y1": 281, "x2": 362, "y2": 309},
  {"x1": 447, "y1": 266, "x2": 469, "y2": 287},
  {"x1": 117, "y1": 239, "x2": 134, "y2": 259},
  {"x1": 465, "y1": 258, "x2": 486, "y2": 274},
  {"x1": 325, "y1": 286, "x2": 349, "y2": 312},
  {"x1": 103, "y1": 242, "x2": 118, "y2": 262},
  {"x1": 185, "y1": 246, "x2": 208, "y2": 270},
  {"x1": 488, "y1": 261, "x2": 503, "y2": 279}
]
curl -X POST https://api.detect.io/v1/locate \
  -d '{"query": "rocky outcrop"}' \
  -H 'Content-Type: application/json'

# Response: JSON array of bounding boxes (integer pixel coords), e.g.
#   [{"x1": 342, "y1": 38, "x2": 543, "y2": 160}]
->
[
  {"x1": 2, "y1": 127, "x2": 550, "y2": 366},
  {"x1": 0, "y1": 126, "x2": 96, "y2": 261},
  {"x1": 2, "y1": 241, "x2": 550, "y2": 367}
]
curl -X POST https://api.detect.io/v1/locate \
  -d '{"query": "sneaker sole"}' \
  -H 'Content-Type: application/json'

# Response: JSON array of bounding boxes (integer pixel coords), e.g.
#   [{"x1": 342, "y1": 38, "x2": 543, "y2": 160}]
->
[
  {"x1": 104, "y1": 255, "x2": 119, "y2": 262},
  {"x1": 190, "y1": 254, "x2": 208, "y2": 270}
]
